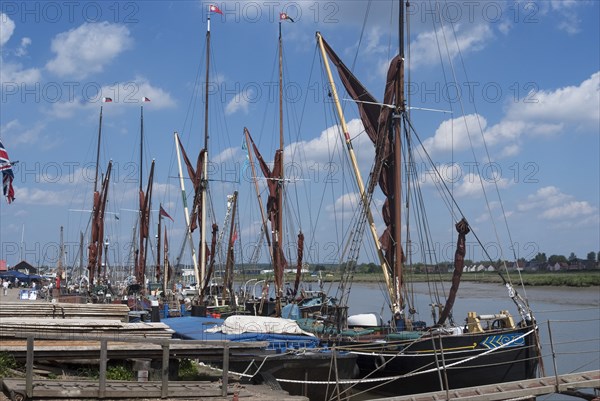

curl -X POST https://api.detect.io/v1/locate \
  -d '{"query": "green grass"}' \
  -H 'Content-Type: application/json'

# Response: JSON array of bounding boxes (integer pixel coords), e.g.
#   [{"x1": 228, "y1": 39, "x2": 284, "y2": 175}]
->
[
  {"x1": 0, "y1": 352, "x2": 19, "y2": 378},
  {"x1": 298, "y1": 270, "x2": 600, "y2": 287},
  {"x1": 106, "y1": 364, "x2": 134, "y2": 381}
]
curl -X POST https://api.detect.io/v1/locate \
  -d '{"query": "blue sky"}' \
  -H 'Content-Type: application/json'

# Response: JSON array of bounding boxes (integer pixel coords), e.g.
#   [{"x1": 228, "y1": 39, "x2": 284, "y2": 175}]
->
[{"x1": 0, "y1": 1, "x2": 598, "y2": 271}]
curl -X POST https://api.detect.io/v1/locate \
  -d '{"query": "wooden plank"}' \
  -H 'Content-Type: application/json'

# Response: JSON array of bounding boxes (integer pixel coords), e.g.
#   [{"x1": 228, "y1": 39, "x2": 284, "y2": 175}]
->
[
  {"x1": 368, "y1": 371, "x2": 600, "y2": 401},
  {"x1": 1, "y1": 378, "x2": 309, "y2": 400}
]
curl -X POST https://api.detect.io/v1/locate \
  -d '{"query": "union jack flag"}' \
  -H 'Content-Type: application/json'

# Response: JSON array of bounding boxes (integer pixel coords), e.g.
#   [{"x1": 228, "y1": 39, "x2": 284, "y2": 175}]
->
[{"x1": 0, "y1": 141, "x2": 15, "y2": 204}]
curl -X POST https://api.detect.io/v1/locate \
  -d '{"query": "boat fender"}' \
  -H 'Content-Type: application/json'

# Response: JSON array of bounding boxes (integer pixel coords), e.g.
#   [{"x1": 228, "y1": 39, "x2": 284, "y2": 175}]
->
[{"x1": 374, "y1": 354, "x2": 386, "y2": 371}]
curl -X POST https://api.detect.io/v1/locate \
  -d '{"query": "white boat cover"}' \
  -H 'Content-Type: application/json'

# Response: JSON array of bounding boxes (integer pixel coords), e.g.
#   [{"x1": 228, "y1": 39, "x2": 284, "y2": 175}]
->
[
  {"x1": 347, "y1": 313, "x2": 381, "y2": 327},
  {"x1": 206, "y1": 315, "x2": 316, "y2": 337}
]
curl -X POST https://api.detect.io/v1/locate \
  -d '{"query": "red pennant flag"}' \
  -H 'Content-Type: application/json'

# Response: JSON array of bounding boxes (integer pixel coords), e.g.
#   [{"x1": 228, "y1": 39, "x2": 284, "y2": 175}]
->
[
  {"x1": 280, "y1": 12, "x2": 294, "y2": 22},
  {"x1": 209, "y1": 4, "x2": 223, "y2": 15},
  {"x1": 159, "y1": 205, "x2": 174, "y2": 222},
  {"x1": 102, "y1": 97, "x2": 113, "y2": 103},
  {"x1": 142, "y1": 96, "x2": 151, "y2": 102}
]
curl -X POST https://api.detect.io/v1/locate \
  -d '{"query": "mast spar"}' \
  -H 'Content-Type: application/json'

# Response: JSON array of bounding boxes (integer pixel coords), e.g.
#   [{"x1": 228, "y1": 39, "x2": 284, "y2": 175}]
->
[
  {"x1": 314, "y1": 1, "x2": 410, "y2": 324},
  {"x1": 273, "y1": 18, "x2": 285, "y2": 316},
  {"x1": 198, "y1": 6, "x2": 212, "y2": 292},
  {"x1": 391, "y1": 0, "x2": 407, "y2": 325}
]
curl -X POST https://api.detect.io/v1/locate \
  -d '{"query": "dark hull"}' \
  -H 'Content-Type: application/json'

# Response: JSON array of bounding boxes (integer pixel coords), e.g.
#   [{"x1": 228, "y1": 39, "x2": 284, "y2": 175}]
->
[
  {"x1": 244, "y1": 300, "x2": 277, "y2": 316},
  {"x1": 348, "y1": 325, "x2": 539, "y2": 397},
  {"x1": 226, "y1": 351, "x2": 359, "y2": 401}
]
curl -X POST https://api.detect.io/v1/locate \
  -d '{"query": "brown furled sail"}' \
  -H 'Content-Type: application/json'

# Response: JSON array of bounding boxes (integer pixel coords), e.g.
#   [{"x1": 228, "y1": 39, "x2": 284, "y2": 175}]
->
[
  {"x1": 177, "y1": 141, "x2": 205, "y2": 234},
  {"x1": 87, "y1": 161, "x2": 112, "y2": 286},
  {"x1": 136, "y1": 160, "x2": 155, "y2": 287},
  {"x1": 95, "y1": 165, "x2": 112, "y2": 283},
  {"x1": 437, "y1": 218, "x2": 470, "y2": 326},
  {"x1": 322, "y1": 36, "x2": 404, "y2": 292},
  {"x1": 223, "y1": 191, "x2": 238, "y2": 305},
  {"x1": 293, "y1": 232, "x2": 304, "y2": 297},
  {"x1": 177, "y1": 136, "x2": 221, "y2": 293},
  {"x1": 201, "y1": 223, "x2": 218, "y2": 298},
  {"x1": 246, "y1": 130, "x2": 288, "y2": 303},
  {"x1": 163, "y1": 226, "x2": 171, "y2": 288},
  {"x1": 156, "y1": 206, "x2": 162, "y2": 283}
]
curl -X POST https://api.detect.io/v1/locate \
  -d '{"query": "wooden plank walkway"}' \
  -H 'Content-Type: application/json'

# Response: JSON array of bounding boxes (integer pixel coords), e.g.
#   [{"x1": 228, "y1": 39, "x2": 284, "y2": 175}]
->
[
  {"x1": 371, "y1": 370, "x2": 600, "y2": 401},
  {"x1": 1, "y1": 378, "x2": 308, "y2": 400},
  {"x1": 0, "y1": 338, "x2": 269, "y2": 362}
]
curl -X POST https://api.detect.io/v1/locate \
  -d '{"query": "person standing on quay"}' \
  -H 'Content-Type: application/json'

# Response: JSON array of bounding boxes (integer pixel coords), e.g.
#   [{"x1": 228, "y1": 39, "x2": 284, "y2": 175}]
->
[{"x1": 2, "y1": 279, "x2": 9, "y2": 296}]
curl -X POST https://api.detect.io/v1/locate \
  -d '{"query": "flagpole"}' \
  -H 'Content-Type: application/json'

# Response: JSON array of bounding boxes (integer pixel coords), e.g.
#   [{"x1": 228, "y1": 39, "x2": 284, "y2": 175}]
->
[
  {"x1": 139, "y1": 105, "x2": 144, "y2": 193},
  {"x1": 94, "y1": 106, "x2": 103, "y2": 192}
]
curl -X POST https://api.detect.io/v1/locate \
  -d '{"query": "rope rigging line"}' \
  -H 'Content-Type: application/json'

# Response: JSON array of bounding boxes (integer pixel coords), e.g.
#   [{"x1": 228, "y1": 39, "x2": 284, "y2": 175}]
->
[{"x1": 429, "y1": 0, "x2": 521, "y2": 295}]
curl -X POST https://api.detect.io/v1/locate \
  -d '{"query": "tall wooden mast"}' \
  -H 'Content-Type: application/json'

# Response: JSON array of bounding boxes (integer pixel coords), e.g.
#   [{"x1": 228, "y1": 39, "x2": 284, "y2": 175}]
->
[
  {"x1": 199, "y1": 7, "x2": 212, "y2": 291},
  {"x1": 274, "y1": 19, "x2": 285, "y2": 316}
]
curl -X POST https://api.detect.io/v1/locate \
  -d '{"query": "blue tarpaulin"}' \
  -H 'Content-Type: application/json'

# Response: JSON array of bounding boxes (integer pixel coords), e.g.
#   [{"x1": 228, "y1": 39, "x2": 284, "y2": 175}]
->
[
  {"x1": 0, "y1": 270, "x2": 43, "y2": 284},
  {"x1": 164, "y1": 316, "x2": 320, "y2": 350}
]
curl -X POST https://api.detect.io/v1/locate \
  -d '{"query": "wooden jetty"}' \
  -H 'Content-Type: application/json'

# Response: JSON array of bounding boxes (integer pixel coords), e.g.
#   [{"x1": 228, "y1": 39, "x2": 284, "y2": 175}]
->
[
  {"x1": 371, "y1": 370, "x2": 600, "y2": 401},
  {"x1": 0, "y1": 337, "x2": 269, "y2": 363},
  {"x1": 0, "y1": 318, "x2": 173, "y2": 340},
  {"x1": 1, "y1": 378, "x2": 308, "y2": 400},
  {"x1": 0, "y1": 301, "x2": 130, "y2": 322}
]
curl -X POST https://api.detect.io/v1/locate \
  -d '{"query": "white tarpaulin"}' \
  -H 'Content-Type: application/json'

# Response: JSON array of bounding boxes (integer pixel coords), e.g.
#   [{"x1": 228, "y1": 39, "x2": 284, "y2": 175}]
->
[{"x1": 206, "y1": 315, "x2": 315, "y2": 337}]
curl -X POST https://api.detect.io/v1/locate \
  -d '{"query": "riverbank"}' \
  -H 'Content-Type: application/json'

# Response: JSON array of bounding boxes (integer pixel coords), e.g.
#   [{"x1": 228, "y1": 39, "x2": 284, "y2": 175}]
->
[{"x1": 301, "y1": 270, "x2": 600, "y2": 287}]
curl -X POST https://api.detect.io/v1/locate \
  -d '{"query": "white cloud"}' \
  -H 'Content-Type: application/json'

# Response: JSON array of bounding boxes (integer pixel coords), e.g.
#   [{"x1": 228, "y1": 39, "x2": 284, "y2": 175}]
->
[
  {"x1": 287, "y1": 118, "x2": 373, "y2": 168},
  {"x1": 424, "y1": 72, "x2": 599, "y2": 157},
  {"x1": 49, "y1": 78, "x2": 176, "y2": 118},
  {"x1": 0, "y1": 14, "x2": 40, "y2": 85},
  {"x1": 46, "y1": 22, "x2": 132, "y2": 79},
  {"x1": 15, "y1": 37, "x2": 31, "y2": 56},
  {"x1": 542, "y1": 201, "x2": 596, "y2": 220},
  {"x1": 454, "y1": 173, "x2": 510, "y2": 198},
  {"x1": 549, "y1": 0, "x2": 579, "y2": 10},
  {"x1": 410, "y1": 24, "x2": 493, "y2": 69},
  {"x1": 0, "y1": 59, "x2": 41, "y2": 85},
  {"x1": 423, "y1": 113, "x2": 485, "y2": 154},
  {"x1": 212, "y1": 146, "x2": 243, "y2": 164},
  {"x1": 498, "y1": 21, "x2": 512, "y2": 36},
  {"x1": 14, "y1": 187, "x2": 73, "y2": 206},
  {"x1": 0, "y1": 13, "x2": 15, "y2": 47},
  {"x1": 549, "y1": 0, "x2": 583, "y2": 34},
  {"x1": 506, "y1": 72, "x2": 599, "y2": 130},
  {"x1": 225, "y1": 88, "x2": 253, "y2": 115},
  {"x1": 518, "y1": 186, "x2": 597, "y2": 221},
  {"x1": 0, "y1": 119, "x2": 48, "y2": 147},
  {"x1": 325, "y1": 192, "x2": 360, "y2": 221}
]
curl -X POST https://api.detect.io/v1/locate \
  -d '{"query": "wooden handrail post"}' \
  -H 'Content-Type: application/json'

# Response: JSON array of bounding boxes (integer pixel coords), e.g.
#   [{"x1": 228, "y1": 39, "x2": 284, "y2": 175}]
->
[
  {"x1": 26, "y1": 336, "x2": 34, "y2": 398},
  {"x1": 99, "y1": 339, "x2": 107, "y2": 398},
  {"x1": 437, "y1": 332, "x2": 450, "y2": 400},
  {"x1": 221, "y1": 343, "x2": 229, "y2": 397},
  {"x1": 161, "y1": 343, "x2": 170, "y2": 398},
  {"x1": 547, "y1": 320, "x2": 560, "y2": 392}
]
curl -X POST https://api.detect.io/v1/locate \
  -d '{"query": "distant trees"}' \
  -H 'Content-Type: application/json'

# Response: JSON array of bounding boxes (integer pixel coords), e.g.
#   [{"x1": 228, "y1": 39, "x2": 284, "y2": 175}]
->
[
  {"x1": 548, "y1": 254, "x2": 568, "y2": 265},
  {"x1": 313, "y1": 265, "x2": 326, "y2": 272},
  {"x1": 533, "y1": 252, "x2": 547, "y2": 264},
  {"x1": 339, "y1": 250, "x2": 599, "y2": 275}
]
